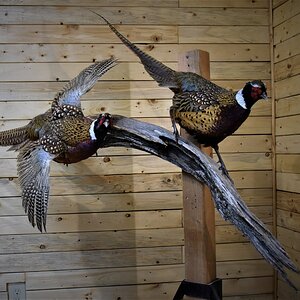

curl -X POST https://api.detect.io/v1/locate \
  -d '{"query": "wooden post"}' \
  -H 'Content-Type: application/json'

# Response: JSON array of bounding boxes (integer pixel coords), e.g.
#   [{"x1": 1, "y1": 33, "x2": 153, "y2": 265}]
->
[{"x1": 178, "y1": 50, "x2": 216, "y2": 299}]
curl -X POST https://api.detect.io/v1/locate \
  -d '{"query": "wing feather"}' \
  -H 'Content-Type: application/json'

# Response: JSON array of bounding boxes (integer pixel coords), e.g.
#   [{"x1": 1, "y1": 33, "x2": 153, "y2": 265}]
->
[
  {"x1": 53, "y1": 58, "x2": 118, "y2": 108},
  {"x1": 17, "y1": 142, "x2": 55, "y2": 232}
]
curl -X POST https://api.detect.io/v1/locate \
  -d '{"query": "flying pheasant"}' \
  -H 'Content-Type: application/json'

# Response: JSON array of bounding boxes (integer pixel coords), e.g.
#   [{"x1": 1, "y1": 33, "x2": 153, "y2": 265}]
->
[
  {"x1": 93, "y1": 12, "x2": 268, "y2": 178},
  {"x1": 0, "y1": 58, "x2": 116, "y2": 232}
]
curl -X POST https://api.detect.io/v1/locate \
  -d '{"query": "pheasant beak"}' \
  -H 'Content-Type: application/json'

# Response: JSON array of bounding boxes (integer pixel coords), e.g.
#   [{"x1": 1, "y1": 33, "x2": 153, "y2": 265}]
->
[
  {"x1": 261, "y1": 92, "x2": 268, "y2": 100},
  {"x1": 98, "y1": 113, "x2": 112, "y2": 128},
  {"x1": 103, "y1": 118, "x2": 110, "y2": 127}
]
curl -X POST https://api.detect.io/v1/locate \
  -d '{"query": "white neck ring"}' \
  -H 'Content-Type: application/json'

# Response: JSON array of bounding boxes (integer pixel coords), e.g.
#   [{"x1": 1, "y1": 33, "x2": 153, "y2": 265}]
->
[
  {"x1": 89, "y1": 119, "x2": 97, "y2": 140},
  {"x1": 235, "y1": 89, "x2": 247, "y2": 109}
]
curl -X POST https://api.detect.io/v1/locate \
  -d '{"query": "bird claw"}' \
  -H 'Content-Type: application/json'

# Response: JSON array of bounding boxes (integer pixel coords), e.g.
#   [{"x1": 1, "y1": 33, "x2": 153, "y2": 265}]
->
[
  {"x1": 218, "y1": 162, "x2": 234, "y2": 184},
  {"x1": 174, "y1": 132, "x2": 179, "y2": 143},
  {"x1": 172, "y1": 126, "x2": 180, "y2": 143}
]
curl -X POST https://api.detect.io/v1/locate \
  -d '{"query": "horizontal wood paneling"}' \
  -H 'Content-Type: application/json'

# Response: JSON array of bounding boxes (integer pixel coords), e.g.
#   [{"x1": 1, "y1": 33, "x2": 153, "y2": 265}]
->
[
  {"x1": 0, "y1": 260, "x2": 272, "y2": 292},
  {"x1": 0, "y1": 188, "x2": 272, "y2": 217},
  {"x1": 277, "y1": 191, "x2": 300, "y2": 213},
  {"x1": 179, "y1": 0, "x2": 269, "y2": 8},
  {"x1": 0, "y1": 246, "x2": 183, "y2": 273},
  {"x1": 222, "y1": 277, "x2": 273, "y2": 296},
  {"x1": 27, "y1": 282, "x2": 180, "y2": 300},
  {"x1": 277, "y1": 279, "x2": 300, "y2": 300},
  {"x1": 277, "y1": 172, "x2": 300, "y2": 193},
  {"x1": 0, "y1": 62, "x2": 271, "y2": 81},
  {"x1": 277, "y1": 226, "x2": 300, "y2": 252},
  {"x1": 274, "y1": 53, "x2": 300, "y2": 81},
  {"x1": 0, "y1": 0, "x2": 268, "y2": 8},
  {"x1": 276, "y1": 154, "x2": 300, "y2": 173},
  {"x1": 274, "y1": 74, "x2": 300, "y2": 99},
  {"x1": 0, "y1": 98, "x2": 271, "y2": 119},
  {"x1": 0, "y1": 170, "x2": 273, "y2": 197},
  {"x1": 0, "y1": 210, "x2": 182, "y2": 234},
  {"x1": 1, "y1": 6, "x2": 269, "y2": 25},
  {"x1": 218, "y1": 135, "x2": 272, "y2": 153},
  {"x1": 271, "y1": 1, "x2": 299, "y2": 295},
  {"x1": 273, "y1": 0, "x2": 300, "y2": 26},
  {"x1": 0, "y1": 135, "x2": 272, "y2": 159},
  {"x1": 274, "y1": 34, "x2": 300, "y2": 63},
  {"x1": 0, "y1": 191, "x2": 184, "y2": 215},
  {"x1": 276, "y1": 95, "x2": 300, "y2": 117},
  {"x1": 22, "y1": 278, "x2": 274, "y2": 300},
  {"x1": 0, "y1": 80, "x2": 272, "y2": 101},
  {"x1": 0, "y1": 205, "x2": 272, "y2": 234},
  {"x1": 0, "y1": 1, "x2": 273, "y2": 299},
  {"x1": 277, "y1": 209, "x2": 300, "y2": 233},
  {"x1": 0, "y1": 0, "x2": 178, "y2": 6},
  {"x1": 179, "y1": 26, "x2": 269, "y2": 43},
  {"x1": 0, "y1": 24, "x2": 178, "y2": 43},
  {"x1": 0, "y1": 155, "x2": 180, "y2": 177},
  {"x1": 0, "y1": 43, "x2": 271, "y2": 63},
  {"x1": 0, "y1": 229, "x2": 184, "y2": 254},
  {"x1": 0, "y1": 172, "x2": 182, "y2": 196},
  {"x1": 273, "y1": 13, "x2": 300, "y2": 45},
  {"x1": 276, "y1": 115, "x2": 300, "y2": 135},
  {"x1": 276, "y1": 134, "x2": 300, "y2": 153},
  {"x1": 273, "y1": 0, "x2": 289, "y2": 8},
  {"x1": 0, "y1": 153, "x2": 271, "y2": 177},
  {"x1": 0, "y1": 230, "x2": 184, "y2": 254},
  {"x1": 0, "y1": 117, "x2": 271, "y2": 137}
]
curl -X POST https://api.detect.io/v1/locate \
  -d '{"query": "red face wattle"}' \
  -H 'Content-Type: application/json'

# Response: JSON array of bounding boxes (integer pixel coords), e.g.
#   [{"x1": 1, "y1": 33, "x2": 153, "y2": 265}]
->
[
  {"x1": 251, "y1": 86, "x2": 267, "y2": 101},
  {"x1": 96, "y1": 113, "x2": 112, "y2": 129}
]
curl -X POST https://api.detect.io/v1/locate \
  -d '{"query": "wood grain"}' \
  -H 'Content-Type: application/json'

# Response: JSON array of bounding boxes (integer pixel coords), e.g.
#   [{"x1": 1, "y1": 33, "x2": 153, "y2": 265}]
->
[{"x1": 0, "y1": 1, "x2": 275, "y2": 298}]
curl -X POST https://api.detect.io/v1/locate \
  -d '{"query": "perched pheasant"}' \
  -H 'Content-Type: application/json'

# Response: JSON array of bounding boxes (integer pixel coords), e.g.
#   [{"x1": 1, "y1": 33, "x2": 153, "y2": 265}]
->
[
  {"x1": 93, "y1": 12, "x2": 268, "y2": 177},
  {"x1": 0, "y1": 58, "x2": 116, "y2": 232}
]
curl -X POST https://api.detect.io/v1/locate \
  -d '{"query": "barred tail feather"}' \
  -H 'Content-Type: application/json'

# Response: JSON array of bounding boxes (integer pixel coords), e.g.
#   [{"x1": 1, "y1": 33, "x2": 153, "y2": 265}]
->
[
  {"x1": 0, "y1": 126, "x2": 28, "y2": 146},
  {"x1": 90, "y1": 11, "x2": 178, "y2": 88}
]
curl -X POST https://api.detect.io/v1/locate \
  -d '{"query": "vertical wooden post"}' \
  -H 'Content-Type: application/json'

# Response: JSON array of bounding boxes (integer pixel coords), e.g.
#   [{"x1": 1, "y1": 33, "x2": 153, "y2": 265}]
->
[{"x1": 178, "y1": 50, "x2": 216, "y2": 299}]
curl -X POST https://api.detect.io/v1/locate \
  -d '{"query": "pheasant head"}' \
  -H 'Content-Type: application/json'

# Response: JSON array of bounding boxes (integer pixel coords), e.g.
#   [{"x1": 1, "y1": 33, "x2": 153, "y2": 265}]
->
[
  {"x1": 90, "y1": 113, "x2": 112, "y2": 143},
  {"x1": 236, "y1": 80, "x2": 268, "y2": 110}
]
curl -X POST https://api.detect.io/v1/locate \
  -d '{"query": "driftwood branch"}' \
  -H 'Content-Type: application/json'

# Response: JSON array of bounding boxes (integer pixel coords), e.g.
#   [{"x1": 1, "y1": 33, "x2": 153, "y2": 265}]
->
[{"x1": 100, "y1": 114, "x2": 299, "y2": 290}]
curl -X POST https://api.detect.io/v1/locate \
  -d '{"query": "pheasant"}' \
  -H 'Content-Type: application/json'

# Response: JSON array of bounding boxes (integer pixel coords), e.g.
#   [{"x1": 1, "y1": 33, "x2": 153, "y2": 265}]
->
[
  {"x1": 92, "y1": 12, "x2": 268, "y2": 178},
  {"x1": 0, "y1": 58, "x2": 116, "y2": 232}
]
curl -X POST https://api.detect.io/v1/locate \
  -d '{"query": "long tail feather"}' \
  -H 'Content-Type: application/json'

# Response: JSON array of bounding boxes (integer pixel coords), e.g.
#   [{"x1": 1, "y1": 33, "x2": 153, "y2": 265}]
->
[
  {"x1": 90, "y1": 10, "x2": 178, "y2": 88},
  {"x1": 0, "y1": 126, "x2": 28, "y2": 146}
]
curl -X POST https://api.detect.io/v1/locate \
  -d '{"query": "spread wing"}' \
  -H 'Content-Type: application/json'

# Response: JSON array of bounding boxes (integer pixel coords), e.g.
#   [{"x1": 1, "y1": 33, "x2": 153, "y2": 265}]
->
[
  {"x1": 53, "y1": 58, "x2": 118, "y2": 108},
  {"x1": 17, "y1": 142, "x2": 55, "y2": 232}
]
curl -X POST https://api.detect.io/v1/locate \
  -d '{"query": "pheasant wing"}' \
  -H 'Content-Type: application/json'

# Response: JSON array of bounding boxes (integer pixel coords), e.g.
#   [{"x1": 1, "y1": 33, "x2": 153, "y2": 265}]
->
[
  {"x1": 17, "y1": 142, "x2": 55, "y2": 232},
  {"x1": 53, "y1": 58, "x2": 118, "y2": 108}
]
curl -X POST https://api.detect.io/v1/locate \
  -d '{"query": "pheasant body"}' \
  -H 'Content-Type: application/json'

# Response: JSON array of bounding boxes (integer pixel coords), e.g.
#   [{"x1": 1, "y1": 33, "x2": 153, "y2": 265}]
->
[
  {"x1": 173, "y1": 90, "x2": 250, "y2": 146},
  {"x1": 0, "y1": 58, "x2": 117, "y2": 232}
]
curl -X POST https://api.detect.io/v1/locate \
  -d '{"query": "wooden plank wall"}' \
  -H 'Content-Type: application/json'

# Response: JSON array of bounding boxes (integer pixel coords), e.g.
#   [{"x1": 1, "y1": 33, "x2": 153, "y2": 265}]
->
[
  {"x1": 0, "y1": 1, "x2": 273, "y2": 299},
  {"x1": 273, "y1": 0, "x2": 300, "y2": 298}
]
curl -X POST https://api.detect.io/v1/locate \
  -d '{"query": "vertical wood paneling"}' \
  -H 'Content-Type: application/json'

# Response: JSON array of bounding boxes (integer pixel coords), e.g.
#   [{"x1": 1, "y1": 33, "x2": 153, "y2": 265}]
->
[
  {"x1": 0, "y1": 2, "x2": 272, "y2": 299},
  {"x1": 273, "y1": 0, "x2": 300, "y2": 297}
]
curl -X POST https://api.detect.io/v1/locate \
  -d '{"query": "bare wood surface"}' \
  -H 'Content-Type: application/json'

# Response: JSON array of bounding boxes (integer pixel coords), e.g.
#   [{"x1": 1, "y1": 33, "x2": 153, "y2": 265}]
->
[
  {"x1": 100, "y1": 114, "x2": 300, "y2": 290},
  {"x1": 178, "y1": 49, "x2": 216, "y2": 298}
]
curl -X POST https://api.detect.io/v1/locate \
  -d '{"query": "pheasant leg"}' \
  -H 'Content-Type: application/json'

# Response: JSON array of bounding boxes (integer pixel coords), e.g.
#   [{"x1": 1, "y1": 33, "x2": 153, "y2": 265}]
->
[
  {"x1": 213, "y1": 145, "x2": 233, "y2": 182},
  {"x1": 169, "y1": 106, "x2": 179, "y2": 141}
]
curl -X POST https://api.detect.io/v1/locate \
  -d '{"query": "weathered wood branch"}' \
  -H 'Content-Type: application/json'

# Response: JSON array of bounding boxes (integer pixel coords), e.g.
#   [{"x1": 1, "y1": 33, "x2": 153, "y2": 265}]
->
[{"x1": 100, "y1": 114, "x2": 299, "y2": 290}]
